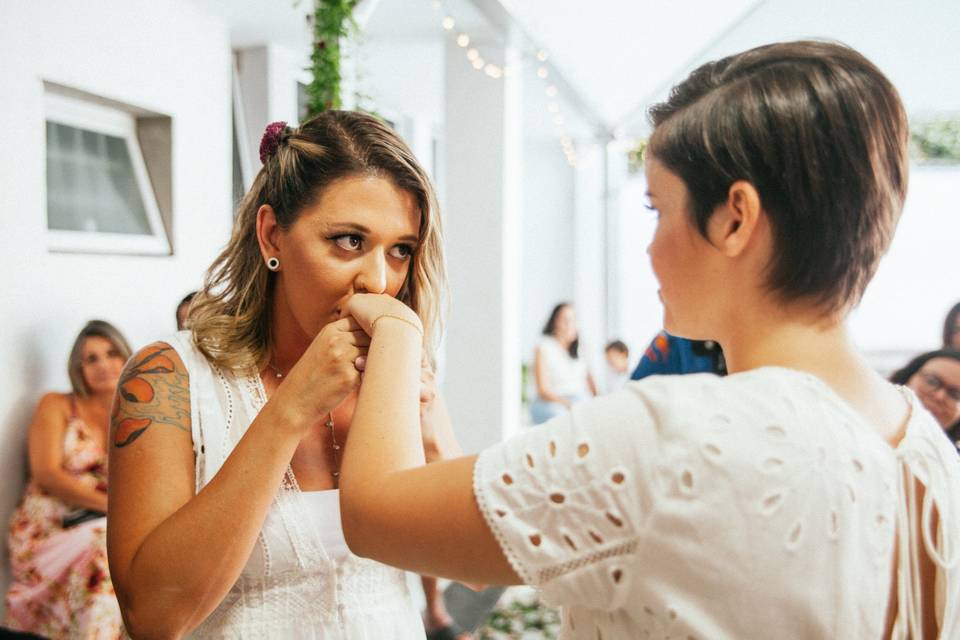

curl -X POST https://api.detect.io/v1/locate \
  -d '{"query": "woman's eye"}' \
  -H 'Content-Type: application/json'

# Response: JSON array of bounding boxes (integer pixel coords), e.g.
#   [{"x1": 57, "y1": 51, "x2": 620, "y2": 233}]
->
[
  {"x1": 334, "y1": 235, "x2": 363, "y2": 251},
  {"x1": 389, "y1": 245, "x2": 414, "y2": 259}
]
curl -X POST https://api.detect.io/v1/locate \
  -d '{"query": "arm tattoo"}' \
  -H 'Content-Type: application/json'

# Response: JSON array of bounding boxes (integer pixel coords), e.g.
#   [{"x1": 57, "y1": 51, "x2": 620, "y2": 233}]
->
[{"x1": 112, "y1": 345, "x2": 190, "y2": 449}]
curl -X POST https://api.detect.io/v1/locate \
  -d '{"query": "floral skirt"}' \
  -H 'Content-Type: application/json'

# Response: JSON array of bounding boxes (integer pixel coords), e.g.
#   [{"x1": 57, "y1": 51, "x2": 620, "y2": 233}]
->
[{"x1": 5, "y1": 490, "x2": 123, "y2": 640}]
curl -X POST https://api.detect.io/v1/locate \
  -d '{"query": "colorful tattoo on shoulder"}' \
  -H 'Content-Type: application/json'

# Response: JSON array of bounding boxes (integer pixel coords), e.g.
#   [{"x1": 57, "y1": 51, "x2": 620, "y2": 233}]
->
[{"x1": 112, "y1": 345, "x2": 190, "y2": 449}]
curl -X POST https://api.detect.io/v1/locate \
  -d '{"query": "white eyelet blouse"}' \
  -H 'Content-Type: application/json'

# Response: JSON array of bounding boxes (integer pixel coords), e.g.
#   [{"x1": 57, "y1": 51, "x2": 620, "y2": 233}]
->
[{"x1": 474, "y1": 367, "x2": 960, "y2": 639}]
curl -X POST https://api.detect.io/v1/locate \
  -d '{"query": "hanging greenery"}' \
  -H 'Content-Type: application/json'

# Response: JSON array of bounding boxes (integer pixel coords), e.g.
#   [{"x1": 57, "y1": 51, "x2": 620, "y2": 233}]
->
[
  {"x1": 305, "y1": 0, "x2": 359, "y2": 118},
  {"x1": 626, "y1": 139, "x2": 648, "y2": 175},
  {"x1": 910, "y1": 118, "x2": 960, "y2": 163}
]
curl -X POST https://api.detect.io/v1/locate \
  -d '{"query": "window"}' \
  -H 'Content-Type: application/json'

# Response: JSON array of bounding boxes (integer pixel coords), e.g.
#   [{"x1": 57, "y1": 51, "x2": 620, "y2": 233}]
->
[{"x1": 45, "y1": 91, "x2": 170, "y2": 255}]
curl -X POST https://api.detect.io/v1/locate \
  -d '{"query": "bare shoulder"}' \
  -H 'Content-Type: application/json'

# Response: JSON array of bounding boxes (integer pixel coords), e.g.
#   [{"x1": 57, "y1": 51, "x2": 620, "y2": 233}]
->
[
  {"x1": 111, "y1": 341, "x2": 191, "y2": 450},
  {"x1": 36, "y1": 391, "x2": 71, "y2": 411},
  {"x1": 29, "y1": 392, "x2": 72, "y2": 433}
]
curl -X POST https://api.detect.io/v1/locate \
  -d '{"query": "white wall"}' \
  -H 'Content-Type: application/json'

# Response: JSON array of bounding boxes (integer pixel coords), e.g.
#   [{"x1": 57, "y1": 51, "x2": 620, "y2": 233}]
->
[
  {"x1": 0, "y1": 0, "x2": 234, "y2": 602},
  {"x1": 851, "y1": 167, "x2": 960, "y2": 361},
  {"x1": 520, "y1": 138, "x2": 576, "y2": 364}
]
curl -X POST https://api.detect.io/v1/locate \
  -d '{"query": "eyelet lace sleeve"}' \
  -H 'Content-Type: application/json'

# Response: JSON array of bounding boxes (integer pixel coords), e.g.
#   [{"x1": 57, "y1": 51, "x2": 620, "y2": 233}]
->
[{"x1": 474, "y1": 390, "x2": 657, "y2": 611}]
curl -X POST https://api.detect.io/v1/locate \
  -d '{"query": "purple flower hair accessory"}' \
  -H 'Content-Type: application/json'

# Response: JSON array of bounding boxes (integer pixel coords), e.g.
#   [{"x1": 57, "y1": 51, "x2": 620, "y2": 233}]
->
[{"x1": 259, "y1": 121, "x2": 288, "y2": 165}]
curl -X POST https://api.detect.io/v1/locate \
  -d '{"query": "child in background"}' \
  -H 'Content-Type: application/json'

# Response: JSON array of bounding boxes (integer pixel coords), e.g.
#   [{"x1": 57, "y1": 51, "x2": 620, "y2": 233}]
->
[{"x1": 603, "y1": 340, "x2": 630, "y2": 393}]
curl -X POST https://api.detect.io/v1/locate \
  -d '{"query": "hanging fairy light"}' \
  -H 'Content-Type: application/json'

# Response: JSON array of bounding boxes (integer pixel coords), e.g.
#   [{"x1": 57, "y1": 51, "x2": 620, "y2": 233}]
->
[{"x1": 429, "y1": 1, "x2": 578, "y2": 165}]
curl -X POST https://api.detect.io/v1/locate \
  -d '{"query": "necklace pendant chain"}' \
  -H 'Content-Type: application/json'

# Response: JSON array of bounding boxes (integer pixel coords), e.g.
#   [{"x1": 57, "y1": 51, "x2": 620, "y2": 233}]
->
[{"x1": 327, "y1": 412, "x2": 341, "y2": 480}]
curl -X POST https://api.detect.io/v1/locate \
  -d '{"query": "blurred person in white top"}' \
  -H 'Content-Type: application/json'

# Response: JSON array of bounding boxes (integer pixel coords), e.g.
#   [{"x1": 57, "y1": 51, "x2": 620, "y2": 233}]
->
[{"x1": 530, "y1": 303, "x2": 597, "y2": 424}]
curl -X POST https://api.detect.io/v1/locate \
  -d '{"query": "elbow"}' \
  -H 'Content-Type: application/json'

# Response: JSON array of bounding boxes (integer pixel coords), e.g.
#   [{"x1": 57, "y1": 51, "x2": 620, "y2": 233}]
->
[
  {"x1": 117, "y1": 589, "x2": 191, "y2": 639},
  {"x1": 31, "y1": 469, "x2": 67, "y2": 498},
  {"x1": 339, "y1": 486, "x2": 376, "y2": 561}
]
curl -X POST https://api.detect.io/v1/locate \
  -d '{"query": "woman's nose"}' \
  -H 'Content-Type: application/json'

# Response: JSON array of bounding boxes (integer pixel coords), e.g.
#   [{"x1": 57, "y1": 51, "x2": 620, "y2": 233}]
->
[{"x1": 355, "y1": 251, "x2": 388, "y2": 294}]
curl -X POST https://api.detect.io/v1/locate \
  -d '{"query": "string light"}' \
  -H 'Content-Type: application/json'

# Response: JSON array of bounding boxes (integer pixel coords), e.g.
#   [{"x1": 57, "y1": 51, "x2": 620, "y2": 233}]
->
[{"x1": 429, "y1": 2, "x2": 577, "y2": 166}]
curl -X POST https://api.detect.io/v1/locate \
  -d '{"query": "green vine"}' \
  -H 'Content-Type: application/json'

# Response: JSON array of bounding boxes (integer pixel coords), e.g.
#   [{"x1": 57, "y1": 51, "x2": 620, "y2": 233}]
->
[
  {"x1": 305, "y1": 0, "x2": 359, "y2": 117},
  {"x1": 477, "y1": 589, "x2": 561, "y2": 639},
  {"x1": 626, "y1": 138, "x2": 648, "y2": 175},
  {"x1": 911, "y1": 119, "x2": 960, "y2": 163}
]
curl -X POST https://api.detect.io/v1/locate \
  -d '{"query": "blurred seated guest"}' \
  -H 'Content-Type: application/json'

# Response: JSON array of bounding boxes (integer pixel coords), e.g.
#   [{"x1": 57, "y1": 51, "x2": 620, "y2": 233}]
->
[
  {"x1": 631, "y1": 330, "x2": 726, "y2": 380},
  {"x1": 603, "y1": 340, "x2": 631, "y2": 393},
  {"x1": 176, "y1": 291, "x2": 197, "y2": 331},
  {"x1": 944, "y1": 301, "x2": 960, "y2": 350},
  {"x1": 890, "y1": 349, "x2": 960, "y2": 445},
  {"x1": 530, "y1": 303, "x2": 597, "y2": 424},
  {"x1": 5, "y1": 320, "x2": 129, "y2": 639}
]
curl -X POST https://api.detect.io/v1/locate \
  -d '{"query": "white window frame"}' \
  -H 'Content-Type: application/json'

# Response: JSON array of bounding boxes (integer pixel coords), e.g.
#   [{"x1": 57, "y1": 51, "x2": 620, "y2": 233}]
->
[{"x1": 44, "y1": 92, "x2": 170, "y2": 255}]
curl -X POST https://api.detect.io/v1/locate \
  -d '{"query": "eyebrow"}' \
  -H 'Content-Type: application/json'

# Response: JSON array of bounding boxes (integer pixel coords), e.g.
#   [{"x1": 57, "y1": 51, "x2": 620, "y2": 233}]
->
[{"x1": 326, "y1": 222, "x2": 418, "y2": 245}]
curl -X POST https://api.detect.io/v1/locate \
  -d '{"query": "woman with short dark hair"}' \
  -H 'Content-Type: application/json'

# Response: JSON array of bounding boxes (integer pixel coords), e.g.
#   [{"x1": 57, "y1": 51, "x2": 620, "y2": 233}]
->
[
  {"x1": 337, "y1": 41, "x2": 960, "y2": 639},
  {"x1": 5, "y1": 320, "x2": 130, "y2": 638}
]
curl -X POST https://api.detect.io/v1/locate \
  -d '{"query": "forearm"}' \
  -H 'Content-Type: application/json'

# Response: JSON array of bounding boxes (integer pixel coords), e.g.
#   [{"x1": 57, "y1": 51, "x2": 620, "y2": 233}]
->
[
  {"x1": 117, "y1": 403, "x2": 301, "y2": 638},
  {"x1": 340, "y1": 319, "x2": 423, "y2": 537},
  {"x1": 35, "y1": 471, "x2": 108, "y2": 512}
]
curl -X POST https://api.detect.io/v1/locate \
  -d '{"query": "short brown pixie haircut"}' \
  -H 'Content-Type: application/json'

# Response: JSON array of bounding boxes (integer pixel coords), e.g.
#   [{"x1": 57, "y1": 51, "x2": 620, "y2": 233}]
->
[{"x1": 648, "y1": 40, "x2": 909, "y2": 313}]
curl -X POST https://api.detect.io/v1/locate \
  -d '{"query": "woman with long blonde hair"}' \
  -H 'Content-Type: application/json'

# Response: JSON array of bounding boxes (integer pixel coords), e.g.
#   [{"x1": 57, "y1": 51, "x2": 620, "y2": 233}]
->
[{"x1": 107, "y1": 111, "x2": 457, "y2": 638}]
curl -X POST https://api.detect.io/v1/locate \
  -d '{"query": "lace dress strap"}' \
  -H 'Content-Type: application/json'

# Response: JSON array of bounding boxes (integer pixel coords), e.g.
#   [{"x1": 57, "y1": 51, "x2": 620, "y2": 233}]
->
[{"x1": 892, "y1": 391, "x2": 960, "y2": 639}]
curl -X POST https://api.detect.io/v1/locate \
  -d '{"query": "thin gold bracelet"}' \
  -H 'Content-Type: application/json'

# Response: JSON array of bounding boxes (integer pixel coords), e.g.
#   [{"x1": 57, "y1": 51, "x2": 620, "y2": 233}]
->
[{"x1": 373, "y1": 314, "x2": 423, "y2": 336}]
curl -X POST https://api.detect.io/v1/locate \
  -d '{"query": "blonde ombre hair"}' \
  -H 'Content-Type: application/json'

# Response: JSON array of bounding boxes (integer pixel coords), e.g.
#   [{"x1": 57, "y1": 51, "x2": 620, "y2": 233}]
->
[
  {"x1": 68, "y1": 320, "x2": 133, "y2": 397},
  {"x1": 190, "y1": 111, "x2": 446, "y2": 373}
]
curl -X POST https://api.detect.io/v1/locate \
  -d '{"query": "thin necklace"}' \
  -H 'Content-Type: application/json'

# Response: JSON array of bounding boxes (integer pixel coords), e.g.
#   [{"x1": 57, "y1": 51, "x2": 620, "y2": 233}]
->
[{"x1": 267, "y1": 361, "x2": 341, "y2": 482}]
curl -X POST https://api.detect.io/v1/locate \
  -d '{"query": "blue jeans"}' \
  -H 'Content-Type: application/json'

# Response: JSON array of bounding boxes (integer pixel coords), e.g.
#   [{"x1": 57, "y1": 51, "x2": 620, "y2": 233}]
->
[{"x1": 529, "y1": 396, "x2": 578, "y2": 425}]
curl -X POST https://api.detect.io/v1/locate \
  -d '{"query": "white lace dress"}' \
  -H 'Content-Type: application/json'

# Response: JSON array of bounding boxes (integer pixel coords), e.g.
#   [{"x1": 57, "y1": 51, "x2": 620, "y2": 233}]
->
[
  {"x1": 475, "y1": 367, "x2": 960, "y2": 639},
  {"x1": 167, "y1": 332, "x2": 425, "y2": 639}
]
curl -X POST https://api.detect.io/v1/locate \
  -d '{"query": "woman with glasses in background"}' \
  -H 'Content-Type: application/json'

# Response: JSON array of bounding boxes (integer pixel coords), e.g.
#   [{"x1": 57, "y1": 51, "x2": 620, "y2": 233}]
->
[{"x1": 891, "y1": 349, "x2": 960, "y2": 447}]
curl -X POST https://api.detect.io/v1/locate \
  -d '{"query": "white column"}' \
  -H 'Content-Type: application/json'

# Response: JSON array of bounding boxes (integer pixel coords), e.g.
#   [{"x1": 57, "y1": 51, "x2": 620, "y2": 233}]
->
[
  {"x1": 573, "y1": 142, "x2": 608, "y2": 386},
  {"x1": 441, "y1": 35, "x2": 522, "y2": 453}
]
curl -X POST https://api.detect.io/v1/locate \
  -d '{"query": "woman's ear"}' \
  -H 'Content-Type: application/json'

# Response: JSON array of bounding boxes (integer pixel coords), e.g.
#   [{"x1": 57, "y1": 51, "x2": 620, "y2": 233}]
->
[
  {"x1": 256, "y1": 205, "x2": 282, "y2": 263},
  {"x1": 707, "y1": 180, "x2": 762, "y2": 258}
]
